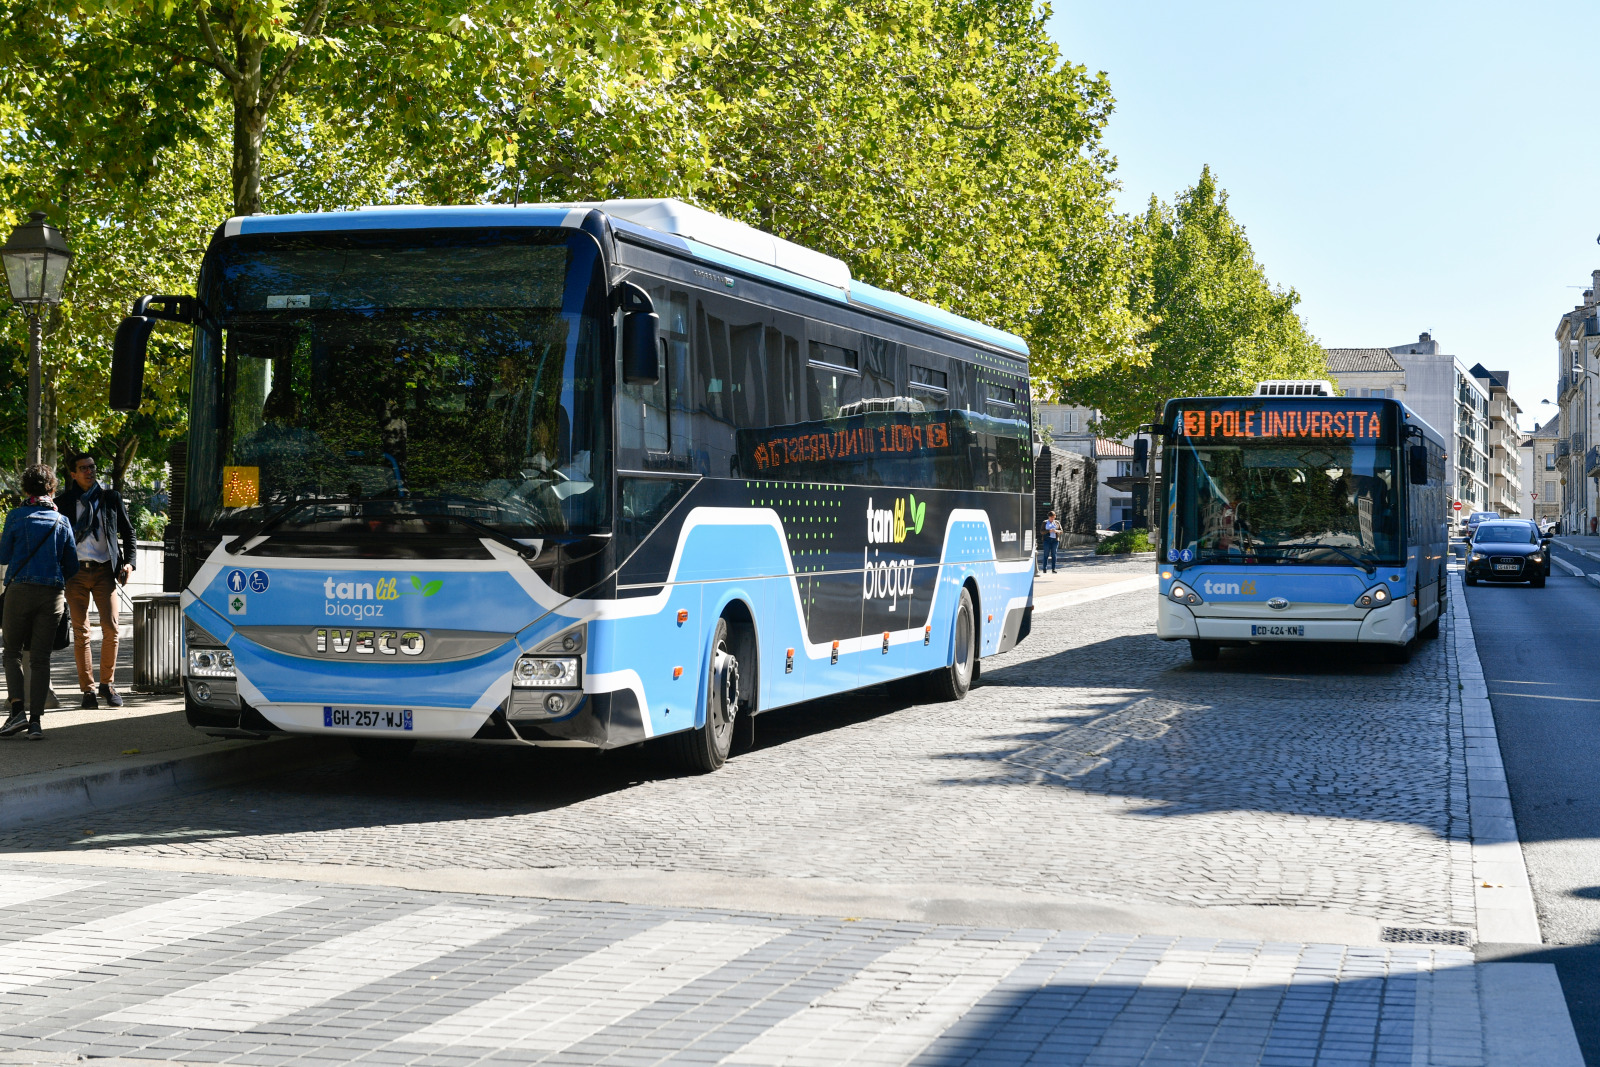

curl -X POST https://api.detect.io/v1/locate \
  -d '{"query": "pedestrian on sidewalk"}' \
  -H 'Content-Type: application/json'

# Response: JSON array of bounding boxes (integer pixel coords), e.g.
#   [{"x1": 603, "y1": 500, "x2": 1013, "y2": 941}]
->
[
  {"x1": 1041, "y1": 510, "x2": 1061, "y2": 574},
  {"x1": 0, "y1": 464, "x2": 79, "y2": 739},
  {"x1": 59, "y1": 452, "x2": 136, "y2": 709}
]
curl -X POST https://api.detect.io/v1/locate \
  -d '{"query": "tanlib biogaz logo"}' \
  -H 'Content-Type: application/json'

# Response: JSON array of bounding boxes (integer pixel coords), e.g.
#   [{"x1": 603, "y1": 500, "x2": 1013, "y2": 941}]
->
[
  {"x1": 323, "y1": 575, "x2": 444, "y2": 617},
  {"x1": 866, "y1": 495, "x2": 927, "y2": 544}
]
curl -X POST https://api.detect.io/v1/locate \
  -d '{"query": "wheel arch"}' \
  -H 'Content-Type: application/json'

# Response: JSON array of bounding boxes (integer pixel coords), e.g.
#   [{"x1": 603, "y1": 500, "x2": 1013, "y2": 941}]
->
[{"x1": 704, "y1": 591, "x2": 760, "y2": 723}]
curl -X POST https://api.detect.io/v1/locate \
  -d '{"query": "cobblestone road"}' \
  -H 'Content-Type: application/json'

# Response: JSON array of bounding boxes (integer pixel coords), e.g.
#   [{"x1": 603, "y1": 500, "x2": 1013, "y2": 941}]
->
[{"x1": 4, "y1": 587, "x2": 1474, "y2": 928}]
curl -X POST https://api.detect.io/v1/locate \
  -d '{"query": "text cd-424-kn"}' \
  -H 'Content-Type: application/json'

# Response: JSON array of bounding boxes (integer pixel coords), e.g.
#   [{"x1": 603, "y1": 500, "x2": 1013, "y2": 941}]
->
[{"x1": 316, "y1": 629, "x2": 425, "y2": 656}]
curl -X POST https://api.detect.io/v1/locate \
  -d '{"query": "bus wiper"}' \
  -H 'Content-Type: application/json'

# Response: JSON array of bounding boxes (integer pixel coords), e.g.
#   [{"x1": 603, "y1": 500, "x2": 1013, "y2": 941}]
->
[
  {"x1": 229, "y1": 495, "x2": 362, "y2": 546},
  {"x1": 1261, "y1": 543, "x2": 1377, "y2": 574},
  {"x1": 427, "y1": 513, "x2": 541, "y2": 560}
]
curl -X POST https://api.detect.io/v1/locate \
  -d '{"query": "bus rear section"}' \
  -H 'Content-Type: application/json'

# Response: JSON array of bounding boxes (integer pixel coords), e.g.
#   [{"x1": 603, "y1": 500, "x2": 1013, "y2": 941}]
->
[{"x1": 1154, "y1": 393, "x2": 1448, "y2": 662}]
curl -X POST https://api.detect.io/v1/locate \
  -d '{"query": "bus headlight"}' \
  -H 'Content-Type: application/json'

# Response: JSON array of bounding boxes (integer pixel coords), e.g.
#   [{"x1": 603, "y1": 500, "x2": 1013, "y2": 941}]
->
[
  {"x1": 1354, "y1": 584, "x2": 1392, "y2": 608},
  {"x1": 513, "y1": 655, "x2": 579, "y2": 688},
  {"x1": 1167, "y1": 581, "x2": 1202, "y2": 606},
  {"x1": 187, "y1": 648, "x2": 236, "y2": 678}
]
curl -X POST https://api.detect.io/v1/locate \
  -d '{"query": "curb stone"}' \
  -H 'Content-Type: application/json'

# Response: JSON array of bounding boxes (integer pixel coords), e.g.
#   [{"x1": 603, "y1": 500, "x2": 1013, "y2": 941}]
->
[
  {"x1": 1450, "y1": 569, "x2": 1542, "y2": 944},
  {"x1": 0, "y1": 735, "x2": 336, "y2": 830}
]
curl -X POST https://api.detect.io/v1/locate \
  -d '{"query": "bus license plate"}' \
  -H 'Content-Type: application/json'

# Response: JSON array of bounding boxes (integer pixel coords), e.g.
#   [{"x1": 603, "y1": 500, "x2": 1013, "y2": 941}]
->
[
  {"x1": 1251, "y1": 624, "x2": 1305, "y2": 637},
  {"x1": 323, "y1": 706, "x2": 413, "y2": 731}
]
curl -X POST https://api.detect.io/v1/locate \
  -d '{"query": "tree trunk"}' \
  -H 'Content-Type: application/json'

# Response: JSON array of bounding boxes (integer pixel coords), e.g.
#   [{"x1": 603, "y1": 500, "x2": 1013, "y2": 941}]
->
[
  {"x1": 229, "y1": 31, "x2": 267, "y2": 217},
  {"x1": 111, "y1": 435, "x2": 140, "y2": 494},
  {"x1": 40, "y1": 369, "x2": 59, "y2": 473}
]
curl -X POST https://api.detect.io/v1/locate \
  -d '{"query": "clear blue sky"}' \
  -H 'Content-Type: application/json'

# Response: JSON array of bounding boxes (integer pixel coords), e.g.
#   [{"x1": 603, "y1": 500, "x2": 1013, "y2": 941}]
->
[{"x1": 1047, "y1": 1, "x2": 1598, "y2": 429}]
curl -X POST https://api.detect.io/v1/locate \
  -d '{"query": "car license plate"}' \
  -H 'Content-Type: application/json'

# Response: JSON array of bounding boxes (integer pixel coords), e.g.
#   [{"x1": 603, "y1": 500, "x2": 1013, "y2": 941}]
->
[
  {"x1": 1494, "y1": 563, "x2": 1519, "y2": 572},
  {"x1": 323, "y1": 706, "x2": 413, "y2": 731},
  {"x1": 1251, "y1": 624, "x2": 1305, "y2": 637}
]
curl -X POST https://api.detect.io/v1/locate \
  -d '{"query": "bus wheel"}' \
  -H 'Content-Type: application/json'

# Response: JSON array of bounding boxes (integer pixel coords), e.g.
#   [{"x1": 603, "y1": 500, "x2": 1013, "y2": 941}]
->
[
  {"x1": 1188, "y1": 640, "x2": 1220, "y2": 662},
  {"x1": 349, "y1": 737, "x2": 415, "y2": 763},
  {"x1": 669, "y1": 618, "x2": 738, "y2": 773},
  {"x1": 927, "y1": 588, "x2": 977, "y2": 702}
]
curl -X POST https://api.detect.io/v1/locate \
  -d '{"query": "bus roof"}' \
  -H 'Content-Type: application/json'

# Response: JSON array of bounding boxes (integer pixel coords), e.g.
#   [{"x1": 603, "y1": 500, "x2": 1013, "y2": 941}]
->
[
  {"x1": 220, "y1": 200, "x2": 1030, "y2": 360},
  {"x1": 1162, "y1": 393, "x2": 1447, "y2": 449}
]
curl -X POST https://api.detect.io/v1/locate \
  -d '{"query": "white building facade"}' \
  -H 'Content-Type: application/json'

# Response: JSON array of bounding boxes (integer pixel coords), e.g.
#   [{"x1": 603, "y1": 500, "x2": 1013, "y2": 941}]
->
[{"x1": 1327, "y1": 333, "x2": 1491, "y2": 514}]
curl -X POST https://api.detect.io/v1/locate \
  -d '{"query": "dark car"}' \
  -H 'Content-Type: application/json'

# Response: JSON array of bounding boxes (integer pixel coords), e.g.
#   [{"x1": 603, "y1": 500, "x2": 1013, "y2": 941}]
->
[
  {"x1": 1499, "y1": 519, "x2": 1552, "y2": 576},
  {"x1": 1466, "y1": 522, "x2": 1548, "y2": 587},
  {"x1": 1463, "y1": 510, "x2": 1499, "y2": 539}
]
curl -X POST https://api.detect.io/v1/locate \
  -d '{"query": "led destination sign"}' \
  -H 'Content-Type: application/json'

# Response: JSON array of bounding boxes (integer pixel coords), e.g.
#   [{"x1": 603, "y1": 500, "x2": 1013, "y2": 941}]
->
[{"x1": 1171, "y1": 401, "x2": 1392, "y2": 444}]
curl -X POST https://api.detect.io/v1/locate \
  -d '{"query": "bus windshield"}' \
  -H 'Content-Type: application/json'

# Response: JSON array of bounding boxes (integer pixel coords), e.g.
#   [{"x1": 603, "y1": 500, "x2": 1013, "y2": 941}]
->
[
  {"x1": 1170, "y1": 440, "x2": 1402, "y2": 566},
  {"x1": 189, "y1": 228, "x2": 609, "y2": 542}
]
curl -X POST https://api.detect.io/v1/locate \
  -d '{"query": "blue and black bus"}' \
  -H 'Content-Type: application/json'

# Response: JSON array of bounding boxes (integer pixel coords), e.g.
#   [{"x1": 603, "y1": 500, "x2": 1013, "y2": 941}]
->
[
  {"x1": 1154, "y1": 383, "x2": 1449, "y2": 663},
  {"x1": 110, "y1": 199, "x2": 1036, "y2": 770}
]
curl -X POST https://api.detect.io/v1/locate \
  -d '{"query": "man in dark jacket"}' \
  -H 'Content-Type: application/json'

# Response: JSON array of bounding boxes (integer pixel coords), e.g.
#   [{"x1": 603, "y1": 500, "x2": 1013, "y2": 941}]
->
[{"x1": 58, "y1": 452, "x2": 137, "y2": 708}]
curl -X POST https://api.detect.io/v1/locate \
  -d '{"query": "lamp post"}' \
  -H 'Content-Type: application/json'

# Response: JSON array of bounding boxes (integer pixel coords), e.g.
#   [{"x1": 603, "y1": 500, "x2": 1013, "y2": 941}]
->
[{"x1": 1, "y1": 211, "x2": 73, "y2": 467}]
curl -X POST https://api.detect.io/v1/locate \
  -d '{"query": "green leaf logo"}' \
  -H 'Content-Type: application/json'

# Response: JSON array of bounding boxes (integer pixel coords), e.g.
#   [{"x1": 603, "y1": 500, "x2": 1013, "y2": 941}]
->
[
  {"x1": 422, "y1": 580, "x2": 442, "y2": 597},
  {"x1": 908, "y1": 495, "x2": 927, "y2": 534},
  {"x1": 411, "y1": 575, "x2": 424, "y2": 591}
]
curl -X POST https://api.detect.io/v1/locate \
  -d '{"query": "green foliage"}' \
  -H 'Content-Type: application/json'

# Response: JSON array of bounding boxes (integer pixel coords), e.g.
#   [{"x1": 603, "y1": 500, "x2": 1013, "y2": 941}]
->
[
  {"x1": 1096, "y1": 527, "x2": 1154, "y2": 554},
  {"x1": 132, "y1": 505, "x2": 168, "y2": 541},
  {"x1": 1062, "y1": 166, "x2": 1324, "y2": 437}
]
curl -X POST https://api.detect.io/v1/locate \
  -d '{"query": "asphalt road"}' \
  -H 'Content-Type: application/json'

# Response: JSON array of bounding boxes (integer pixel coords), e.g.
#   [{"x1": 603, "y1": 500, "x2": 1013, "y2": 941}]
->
[{"x1": 1468, "y1": 545, "x2": 1600, "y2": 1064}]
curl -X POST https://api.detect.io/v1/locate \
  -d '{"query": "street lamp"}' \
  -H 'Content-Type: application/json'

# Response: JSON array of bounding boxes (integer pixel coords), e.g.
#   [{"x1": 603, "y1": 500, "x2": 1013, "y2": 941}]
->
[{"x1": 1, "y1": 211, "x2": 73, "y2": 466}]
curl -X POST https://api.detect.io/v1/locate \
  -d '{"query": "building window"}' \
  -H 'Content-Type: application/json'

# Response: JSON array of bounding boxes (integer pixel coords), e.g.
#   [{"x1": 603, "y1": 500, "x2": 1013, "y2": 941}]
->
[{"x1": 1546, "y1": 452, "x2": 1556, "y2": 470}]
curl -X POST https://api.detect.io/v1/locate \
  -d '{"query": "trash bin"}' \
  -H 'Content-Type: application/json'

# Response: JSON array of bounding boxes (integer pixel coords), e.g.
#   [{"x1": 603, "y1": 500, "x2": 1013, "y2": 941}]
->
[{"x1": 132, "y1": 594, "x2": 184, "y2": 693}]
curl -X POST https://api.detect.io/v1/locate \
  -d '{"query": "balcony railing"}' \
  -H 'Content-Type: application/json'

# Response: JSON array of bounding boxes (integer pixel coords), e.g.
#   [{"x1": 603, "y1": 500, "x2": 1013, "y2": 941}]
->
[{"x1": 1589, "y1": 446, "x2": 1600, "y2": 478}]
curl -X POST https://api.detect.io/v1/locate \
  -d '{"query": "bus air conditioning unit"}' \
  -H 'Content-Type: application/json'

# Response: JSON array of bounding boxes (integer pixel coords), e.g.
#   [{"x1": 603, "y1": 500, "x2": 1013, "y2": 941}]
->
[{"x1": 1254, "y1": 379, "x2": 1336, "y2": 397}]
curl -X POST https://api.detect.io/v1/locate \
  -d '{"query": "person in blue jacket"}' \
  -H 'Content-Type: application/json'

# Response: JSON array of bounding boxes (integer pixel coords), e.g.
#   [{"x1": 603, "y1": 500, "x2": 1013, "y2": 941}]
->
[{"x1": 0, "y1": 464, "x2": 79, "y2": 739}]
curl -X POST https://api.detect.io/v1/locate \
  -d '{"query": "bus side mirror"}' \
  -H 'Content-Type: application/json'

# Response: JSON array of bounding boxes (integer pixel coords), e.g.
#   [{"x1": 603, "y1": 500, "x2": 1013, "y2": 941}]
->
[
  {"x1": 1408, "y1": 443, "x2": 1428, "y2": 484},
  {"x1": 618, "y1": 282, "x2": 660, "y2": 385},
  {"x1": 110, "y1": 315, "x2": 153, "y2": 411},
  {"x1": 1132, "y1": 438, "x2": 1149, "y2": 477}
]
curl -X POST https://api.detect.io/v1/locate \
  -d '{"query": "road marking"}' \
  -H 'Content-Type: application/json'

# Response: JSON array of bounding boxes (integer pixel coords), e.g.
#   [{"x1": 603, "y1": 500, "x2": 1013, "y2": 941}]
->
[
  {"x1": 103, "y1": 905, "x2": 531, "y2": 1031},
  {"x1": 0, "y1": 874, "x2": 99, "y2": 906},
  {"x1": 1489, "y1": 692, "x2": 1600, "y2": 703},
  {"x1": 0, "y1": 888, "x2": 315, "y2": 994},
  {"x1": 1488, "y1": 680, "x2": 1559, "y2": 685},
  {"x1": 406, "y1": 919, "x2": 781, "y2": 1051},
  {"x1": 723, "y1": 936, "x2": 1044, "y2": 1066}
]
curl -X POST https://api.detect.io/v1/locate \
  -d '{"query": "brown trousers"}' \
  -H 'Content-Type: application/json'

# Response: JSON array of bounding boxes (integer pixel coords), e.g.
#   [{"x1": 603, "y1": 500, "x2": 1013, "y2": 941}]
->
[{"x1": 66, "y1": 565, "x2": 120, "y2": 691}]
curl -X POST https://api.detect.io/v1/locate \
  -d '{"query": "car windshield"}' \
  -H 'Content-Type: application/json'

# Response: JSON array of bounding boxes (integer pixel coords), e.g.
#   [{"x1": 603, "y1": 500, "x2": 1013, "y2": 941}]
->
[
  {"x1": 1169, "y1": 440, "x2": 1402, "y2": 565},
  {"x1": 188, "y1": 228, "x2": 610, "y2": 539},
  {"x1": 1475, "y1": 525, "x2": 1536, "y2": 544}
]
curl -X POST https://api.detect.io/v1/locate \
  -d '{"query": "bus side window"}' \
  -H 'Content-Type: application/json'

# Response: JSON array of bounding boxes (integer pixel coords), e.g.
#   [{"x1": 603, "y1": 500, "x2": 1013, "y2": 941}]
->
[
  {"x1": 862, "y1": 336, "x2": 896, "y2": 399},
  {"x1": 806, "y1": 339, "x2": 860, "y2": 420}
]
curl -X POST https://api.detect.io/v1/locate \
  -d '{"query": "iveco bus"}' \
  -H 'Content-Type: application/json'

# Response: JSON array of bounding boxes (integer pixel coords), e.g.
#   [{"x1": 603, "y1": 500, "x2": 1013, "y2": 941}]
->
[
  {"x1": 110, "y1": 199, "x2": 1035, "y2": 770},
  {"x1": 1155, "y1": 383, "x2": 1448, "y2": 663}
]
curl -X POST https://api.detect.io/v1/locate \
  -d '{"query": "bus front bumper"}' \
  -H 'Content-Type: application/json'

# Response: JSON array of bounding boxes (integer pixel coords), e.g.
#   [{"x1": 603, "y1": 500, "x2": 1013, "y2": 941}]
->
[{"x1": 1157, "y1": 598, "x2": 1412, "y2": 645}]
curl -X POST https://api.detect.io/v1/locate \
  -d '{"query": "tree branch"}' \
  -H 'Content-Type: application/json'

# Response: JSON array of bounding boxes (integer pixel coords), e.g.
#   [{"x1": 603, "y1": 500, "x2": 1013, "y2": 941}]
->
[
  {"x1": 261, "y1": 0, "x2": 332, "y2": 109},
  {"x1": 194, "y1": 3, "x2": 243, "y2": 83}
]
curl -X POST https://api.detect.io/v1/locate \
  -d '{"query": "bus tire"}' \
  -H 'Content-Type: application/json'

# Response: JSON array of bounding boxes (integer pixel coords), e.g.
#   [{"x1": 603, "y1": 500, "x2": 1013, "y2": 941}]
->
[
  {"x1": 349, "y1": 737, "x2": 415, "y2": 763},
  {"x1": 668, "y1": 618, "x2": 738, "y2": 774},
  {"x1": 1188, "y1": 640, "x2": 1220, "y2": 662},
  {"x1": 926, "y1": 587, "x2": 977, "y2": 702}
]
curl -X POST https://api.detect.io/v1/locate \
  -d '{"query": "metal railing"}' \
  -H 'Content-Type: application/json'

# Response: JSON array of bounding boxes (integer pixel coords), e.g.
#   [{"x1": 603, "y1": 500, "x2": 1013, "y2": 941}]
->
[{"x1": 1589, "y1": 446, "x2": 1600, "y2": 478}]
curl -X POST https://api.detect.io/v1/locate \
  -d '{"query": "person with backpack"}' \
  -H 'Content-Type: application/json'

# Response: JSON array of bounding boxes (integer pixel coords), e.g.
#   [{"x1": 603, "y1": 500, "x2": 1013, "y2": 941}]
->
[{"x1": 0, "y1": 464, "x2": 80, "y2": 739}]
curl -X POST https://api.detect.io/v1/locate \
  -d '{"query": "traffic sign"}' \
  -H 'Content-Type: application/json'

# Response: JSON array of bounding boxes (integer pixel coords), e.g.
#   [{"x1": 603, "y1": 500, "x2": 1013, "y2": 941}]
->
[{"x1": 1452, "y1": 501, "x2": 1462, "y2": 511}]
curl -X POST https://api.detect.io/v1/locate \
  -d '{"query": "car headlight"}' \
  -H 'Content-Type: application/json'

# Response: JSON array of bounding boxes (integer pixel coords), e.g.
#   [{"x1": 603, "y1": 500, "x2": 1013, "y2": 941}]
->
[
  {"x1": 1354, "y1": 584, "x2": 1392, "y2": 608},
  {"x1": 1470, "y1": 551, "x2": 1486, "y2": 561},
  {"x1": 1167, "y1": 581, "x2": 1202, "y2": 606},
  {"x1": 187, "y1": 647, "x2": 235, "y2": 678},
  {"x1": 512, "y1": 655, "x2": 579, "y2": 688}
]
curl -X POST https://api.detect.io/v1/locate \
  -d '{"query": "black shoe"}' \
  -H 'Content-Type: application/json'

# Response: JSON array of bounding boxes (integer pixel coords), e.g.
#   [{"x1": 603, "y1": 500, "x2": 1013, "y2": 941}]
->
[
  {"x1": 26, "y1": 718, "x2": 42, "y2": 739},
  {"x1": 99, "y1": 684, "x2": 123, "y2": 708},
  {"x1": 80, "y1": 690, "x2": 98, "y2": 710},
  {"x1": 0, "y1": 706, "x2": 26, "y2": 738}
]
